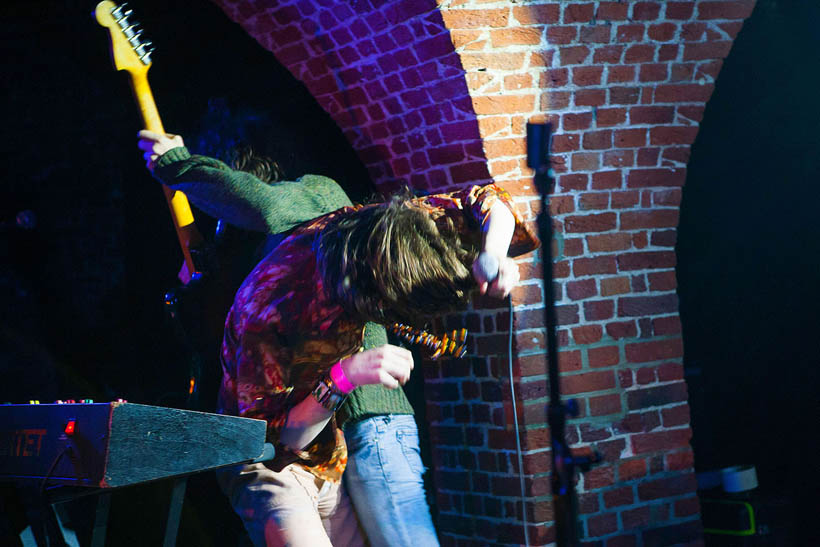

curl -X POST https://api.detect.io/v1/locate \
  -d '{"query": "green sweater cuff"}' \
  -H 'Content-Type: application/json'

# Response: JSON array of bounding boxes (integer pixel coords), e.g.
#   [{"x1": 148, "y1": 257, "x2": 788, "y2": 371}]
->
[{"x1": 156, "y1": 146, "x2": 191, "y2": 167}]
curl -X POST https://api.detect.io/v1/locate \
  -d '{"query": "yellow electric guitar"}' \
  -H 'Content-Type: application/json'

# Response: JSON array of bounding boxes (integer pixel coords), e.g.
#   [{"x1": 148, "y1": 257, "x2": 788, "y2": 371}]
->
[{"x1": 95, "y1": 1, "x2": 203, "y2": 284}]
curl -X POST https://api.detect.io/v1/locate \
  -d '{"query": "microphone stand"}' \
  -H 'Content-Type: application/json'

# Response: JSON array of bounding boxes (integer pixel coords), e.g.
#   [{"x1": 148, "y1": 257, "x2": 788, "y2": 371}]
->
[{"x1": 526, "y1": 121, "x2": 600, "y2": 546}]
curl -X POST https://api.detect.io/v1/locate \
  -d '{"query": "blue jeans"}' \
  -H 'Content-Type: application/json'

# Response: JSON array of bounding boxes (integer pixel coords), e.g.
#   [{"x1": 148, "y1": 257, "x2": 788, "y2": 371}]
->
[{"x1": 343, "y1": 415, "x2": 439, "y2": 547}]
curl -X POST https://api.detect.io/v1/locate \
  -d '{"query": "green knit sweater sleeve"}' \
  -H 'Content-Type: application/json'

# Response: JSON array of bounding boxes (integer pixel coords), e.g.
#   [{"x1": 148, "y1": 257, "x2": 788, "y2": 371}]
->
[
  {"x1": 337, "y1": 322, "x2": 415, "y2": 425},
  {"x1": 153, "y1": 146, "x2": 352, "y2": 234}
]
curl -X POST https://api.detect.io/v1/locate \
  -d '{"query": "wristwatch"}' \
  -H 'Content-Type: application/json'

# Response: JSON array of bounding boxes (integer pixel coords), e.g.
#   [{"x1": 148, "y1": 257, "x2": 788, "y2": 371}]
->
[{"x1": 311, "y1": 373, "x2": 348, "y2": 412}]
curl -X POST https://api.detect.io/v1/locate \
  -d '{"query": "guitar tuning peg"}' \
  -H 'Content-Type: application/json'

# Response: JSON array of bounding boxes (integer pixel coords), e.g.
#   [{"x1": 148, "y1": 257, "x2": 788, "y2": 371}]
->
[{"x1": 114, "y1": 8, "x2": 133, "y2": 23}]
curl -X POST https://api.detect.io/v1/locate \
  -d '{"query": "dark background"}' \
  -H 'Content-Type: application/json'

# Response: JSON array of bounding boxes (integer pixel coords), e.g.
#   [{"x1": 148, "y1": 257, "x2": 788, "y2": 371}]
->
[
  {"x1": 1, "y1": 0, "x2": 818, "y2": 545},
  {"x1": 0, "y1": 1, "x2": 374, "y2": 544},
  {"x1": 677, "y1": 0, "x2": 820, "y2": 542}
]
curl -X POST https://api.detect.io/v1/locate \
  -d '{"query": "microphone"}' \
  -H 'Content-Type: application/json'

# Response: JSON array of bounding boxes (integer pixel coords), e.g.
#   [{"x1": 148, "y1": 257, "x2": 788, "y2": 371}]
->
[{"x1": 475, "y1": 253, "x2": 499, "y2": 283}]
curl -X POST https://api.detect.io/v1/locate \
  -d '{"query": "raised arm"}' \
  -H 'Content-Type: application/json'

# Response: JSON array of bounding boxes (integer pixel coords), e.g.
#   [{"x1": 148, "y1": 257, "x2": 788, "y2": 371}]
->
[
  {"x1": 417, "y1": 184, "x2": 539, "y2": 299},
  {"x1": 137, "y1": 130, "x2": 351, "y2": 234}
]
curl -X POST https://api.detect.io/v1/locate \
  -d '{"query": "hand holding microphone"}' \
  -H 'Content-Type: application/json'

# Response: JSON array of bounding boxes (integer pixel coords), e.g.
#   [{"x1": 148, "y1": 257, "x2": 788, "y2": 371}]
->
[{"x1": 472, "y1": 251, "x2": 520, "y2": 299}]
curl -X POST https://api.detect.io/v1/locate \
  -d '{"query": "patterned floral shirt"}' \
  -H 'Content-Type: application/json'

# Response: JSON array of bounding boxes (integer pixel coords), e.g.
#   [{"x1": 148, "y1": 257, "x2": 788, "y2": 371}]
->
[{"x1": 217, "y1": 184, "x2": 539, "y2": 482}]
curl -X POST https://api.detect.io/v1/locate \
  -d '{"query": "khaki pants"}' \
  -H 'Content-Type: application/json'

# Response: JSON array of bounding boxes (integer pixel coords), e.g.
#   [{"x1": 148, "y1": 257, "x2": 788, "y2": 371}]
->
[{"x1": 216, "y1": 462, "x2": 367, "y2": 547}]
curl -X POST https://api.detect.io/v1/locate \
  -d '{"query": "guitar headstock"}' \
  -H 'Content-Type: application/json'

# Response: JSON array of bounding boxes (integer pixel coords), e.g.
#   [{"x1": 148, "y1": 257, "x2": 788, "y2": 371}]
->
[{"x1": 95, "y1": 1, "x2": 154, "y2": 75}]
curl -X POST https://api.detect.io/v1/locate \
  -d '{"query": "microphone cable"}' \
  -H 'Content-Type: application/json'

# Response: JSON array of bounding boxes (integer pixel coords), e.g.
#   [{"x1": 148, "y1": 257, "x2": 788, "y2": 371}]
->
[{"x1": 507, "y1": 295, "x2": 530, "y2": 547}]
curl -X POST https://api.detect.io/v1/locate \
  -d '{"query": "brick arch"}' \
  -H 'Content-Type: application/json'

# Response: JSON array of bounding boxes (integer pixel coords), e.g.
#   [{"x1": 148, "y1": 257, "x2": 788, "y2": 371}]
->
[{"x1": 210, "y1": 1, "x2": 756, "y2": 544}]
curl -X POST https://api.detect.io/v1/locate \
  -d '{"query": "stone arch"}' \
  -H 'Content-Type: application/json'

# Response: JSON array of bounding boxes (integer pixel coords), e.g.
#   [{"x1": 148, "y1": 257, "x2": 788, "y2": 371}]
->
[{"x1": 209, "y1": 1, "x2": 756, "y2": 544}]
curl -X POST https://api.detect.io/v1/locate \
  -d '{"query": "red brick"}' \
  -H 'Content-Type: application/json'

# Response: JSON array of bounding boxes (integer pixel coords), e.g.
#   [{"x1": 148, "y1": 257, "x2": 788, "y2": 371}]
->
[
  {"x1": 560, "y1": 45, "x2": 591, "y2": 65},
  {"x1": 616, "y1": 23, "x2": 645, "y2": 42},
  {"x1": 559, "y1": 173, "x2": 589, "y2": 192},
  {"x1": 624, "y1": 44, "x2": 656, "y2": 63},
  {"x1": 611, "y1": 190, "x2": 640, "y2": 208},
  {"x1": 573, "y1": 324, "x2": 603, "y2": 344},
  {"x1": 621, "y1": 209, "x2": 679, "y2": 230},
  {"x1": 667, "y1": 2, "x2": 696, "y2": 20},
  {"x1": 662, "y1": 403, "x2": 691, "y2": 427},
  {"x1": 604, "y1": 149, "x2": 634, "y2": 168},
  {"x1": 580, "y1": 24, "x2": 613, "y2": 44},
  {"x1": 626, "y1": 168, "x2": 686, "y2": 188},
  {"x1": 600, "y1": 275, "x2": 631, "y2": 296},
  {"x1": 573, "y1": 65, "x2": 604, "y2": 86},
  {"x1": 604, "y1": 486, "x2": 635, "y2": 508},
  {"x1": 678, "y1": 105, "x2": 706, "y2": 122},
  {"x1": 618, "y1": 458, "x2": 647, "y2": 481},
  {"x1": 574, "y1": 254, "x2": 618, "y2": 276},
  {"x1": 565, "y1": 212, "x2": 617, "y2": 233},
  {"x1": 592, "y1": 170, "x2": 623, "y2": 189},
  {"x1": 564, "y1": 2, "x2": 595, "y2": 23},
  {"x1": 561, "y1": 370, "x2": 615, "y2": 395},
  {"x1": 608, "y1": 65, "x2": 636, "y2": 83},
  {"x1": 588, "y1": 232, "x2": 632, "y2": 253},
  {"x1": 698, "y1": 1, "x2": 756, "y2": 20},
  {"x1": 583, "y1": 129, "x2": 613, "y2": 150},
  {"x1": 579, "y1": 192, "x2": 610, "y2": 211},
  {"x1": 658, "y1": 363, "x2": 683, "y2": 382},
  {"x1": 442, "y1": 8, "x2": 510, "y2": 29},
  {"x1": 626, "y1": 338, "x2": 683, "y2": 363},
  {"x1": 567, "y1": 279, "x2": 598, "y2": 301},
  {"x1": 547, "y1": 25, "x2": 579, "y2": 45},
  {"x1": 576, "y1": 88, "x2": 608, "y2": 106},
  {"x1": 564, "y1": 237, "x2": 586, "y2": 257},
  {"x1": 637, "y1": 147, "x2": 661, "y2": 166},
  {"x1": 585, "y1": 464, "x2": 616, "y2": 489},
  {"x1": 621, "y1": 505, "x2": 651, "y2": 529},
  {"x1": 684, "y1": 40, "x2": 734, "y2": 61},
  {"x1": 659, "y1": 44, "x2": 680, "y2": 62},
  {"x1": 674, "y1": 495, "x2": 701, "y2": 517},
  {"x1": 594, "y1": 45, "x2": 625, "y2": 64},
  {"x1": 648, "y1": 22, "x2": 678, "y2": 41},
  {"x1": 618, "y1": 368, "x2": 634, "y2": 388},
  {"x1": 551, "y1": 133, "x2": 580, "y2": 153},
  {"x1": 653, "y1": 315, "x2": 682, "y2": 336},
  {"x1": 719, "y1": 20, "x2": 745, "y2": 38},
  {"x1": 620, "y1": 291, "x2": 680, "y2": 316},
  {"x1": 598, "y1": 107, "x2": 627, "y2": 127},
  {"x1": 633, "y1": 2, "x2": 662, "y2": 20},
  {"x1": 648, "y1": 271, "x2": 678, "y2": 292},
  {"x1": 610, "y1": 86, "x2": 641, "y2": 105},
  {"x1": 614, "y1": 128, "x2": 647, "y2": 147},
  {"x1": 589, "y1": 345, "x2": 620, "y2": 368},
  {"x1": 655, "y1": 83, "x2": 715, "y2": 103},
  {"x1": 563, "y1": 112, "x2": 593, "y2": 131},
  {"x1": 571, "y1": 152, "x2": 601, "y2": 171},
  {"x1": 639, "y1": 63, "x2": 669, "y2": 82},
  {"x1": 590, "y1": 393, "x2": 623, "y2": 416},
  {"x1": 588, "y1": 512, "x2": 619, "y2": 537},
  {"x1": 512, "y1": 4, "x2": 561, "y2": 25},
  {"x1": 653, "y1": 188, "x2": 683, "y2": 206},
  {"x1": 650, "y1": 125, "x2": 700, "y2": 145},
  {"x1": 637, "y1": 472, "x2": 697, "y2": 500},
  {"x1": 597, "y1": 2, "x2": 629, "y2": 21},
  {"x1": 617, "y1": 251, "x2": 677, "y2": 271},
  {"x1": 626, "y1": 382, "x2": 688, "y2": 411},
  {"x1": 584, "y1": 299, "x2": 616, "y2": 321}
]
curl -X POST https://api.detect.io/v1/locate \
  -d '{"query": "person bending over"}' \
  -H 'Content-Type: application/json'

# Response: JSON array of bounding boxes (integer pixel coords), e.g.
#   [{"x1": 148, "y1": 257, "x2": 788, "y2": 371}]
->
[{"x1": 139, "y1": 130, "x2": 538, "y2": 546}]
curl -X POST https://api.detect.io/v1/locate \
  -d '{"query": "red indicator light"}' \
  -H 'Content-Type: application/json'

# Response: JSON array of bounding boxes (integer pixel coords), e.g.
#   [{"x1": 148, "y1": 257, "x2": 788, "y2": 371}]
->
[{"x1": 65, "y1": 420, "x2": 76, "y2": 435}]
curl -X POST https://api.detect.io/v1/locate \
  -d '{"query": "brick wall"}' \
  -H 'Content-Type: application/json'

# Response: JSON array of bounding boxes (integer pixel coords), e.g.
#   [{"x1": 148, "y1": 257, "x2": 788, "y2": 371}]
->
[{"x1": 210, "y1": 0, "x2": 756, "y2": 544}]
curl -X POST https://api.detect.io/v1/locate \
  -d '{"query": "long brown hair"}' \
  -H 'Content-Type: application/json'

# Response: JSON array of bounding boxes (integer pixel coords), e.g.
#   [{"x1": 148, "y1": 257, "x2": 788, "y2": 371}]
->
[
  {"x1": 315, "y1": 193, "x2": 478, "y2": 325},
  {"x1": 230, "y1": 143, "x2": 284, "y2": 184}
]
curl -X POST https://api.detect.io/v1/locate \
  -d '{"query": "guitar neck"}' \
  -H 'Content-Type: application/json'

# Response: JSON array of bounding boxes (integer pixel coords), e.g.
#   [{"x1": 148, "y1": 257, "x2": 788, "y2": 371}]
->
[
  {"x1": 96, "y1": 0, "x2": 203, "y2": 284},
  {"x1": 129, "y1": 72, "x2": 203, "y2": 284}
]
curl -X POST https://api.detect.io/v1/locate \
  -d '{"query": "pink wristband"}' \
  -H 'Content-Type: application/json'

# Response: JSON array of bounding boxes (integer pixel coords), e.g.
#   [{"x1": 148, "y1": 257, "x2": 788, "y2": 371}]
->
[{"x1": 329, "y1": 360, "x2": 355, "y2": 394}]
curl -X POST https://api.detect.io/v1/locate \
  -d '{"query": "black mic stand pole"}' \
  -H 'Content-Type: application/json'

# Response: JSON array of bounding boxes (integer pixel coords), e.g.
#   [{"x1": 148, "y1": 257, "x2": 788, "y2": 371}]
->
[{"x1": 526, "y1": 121, "x2": 599, "y2": 546}]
